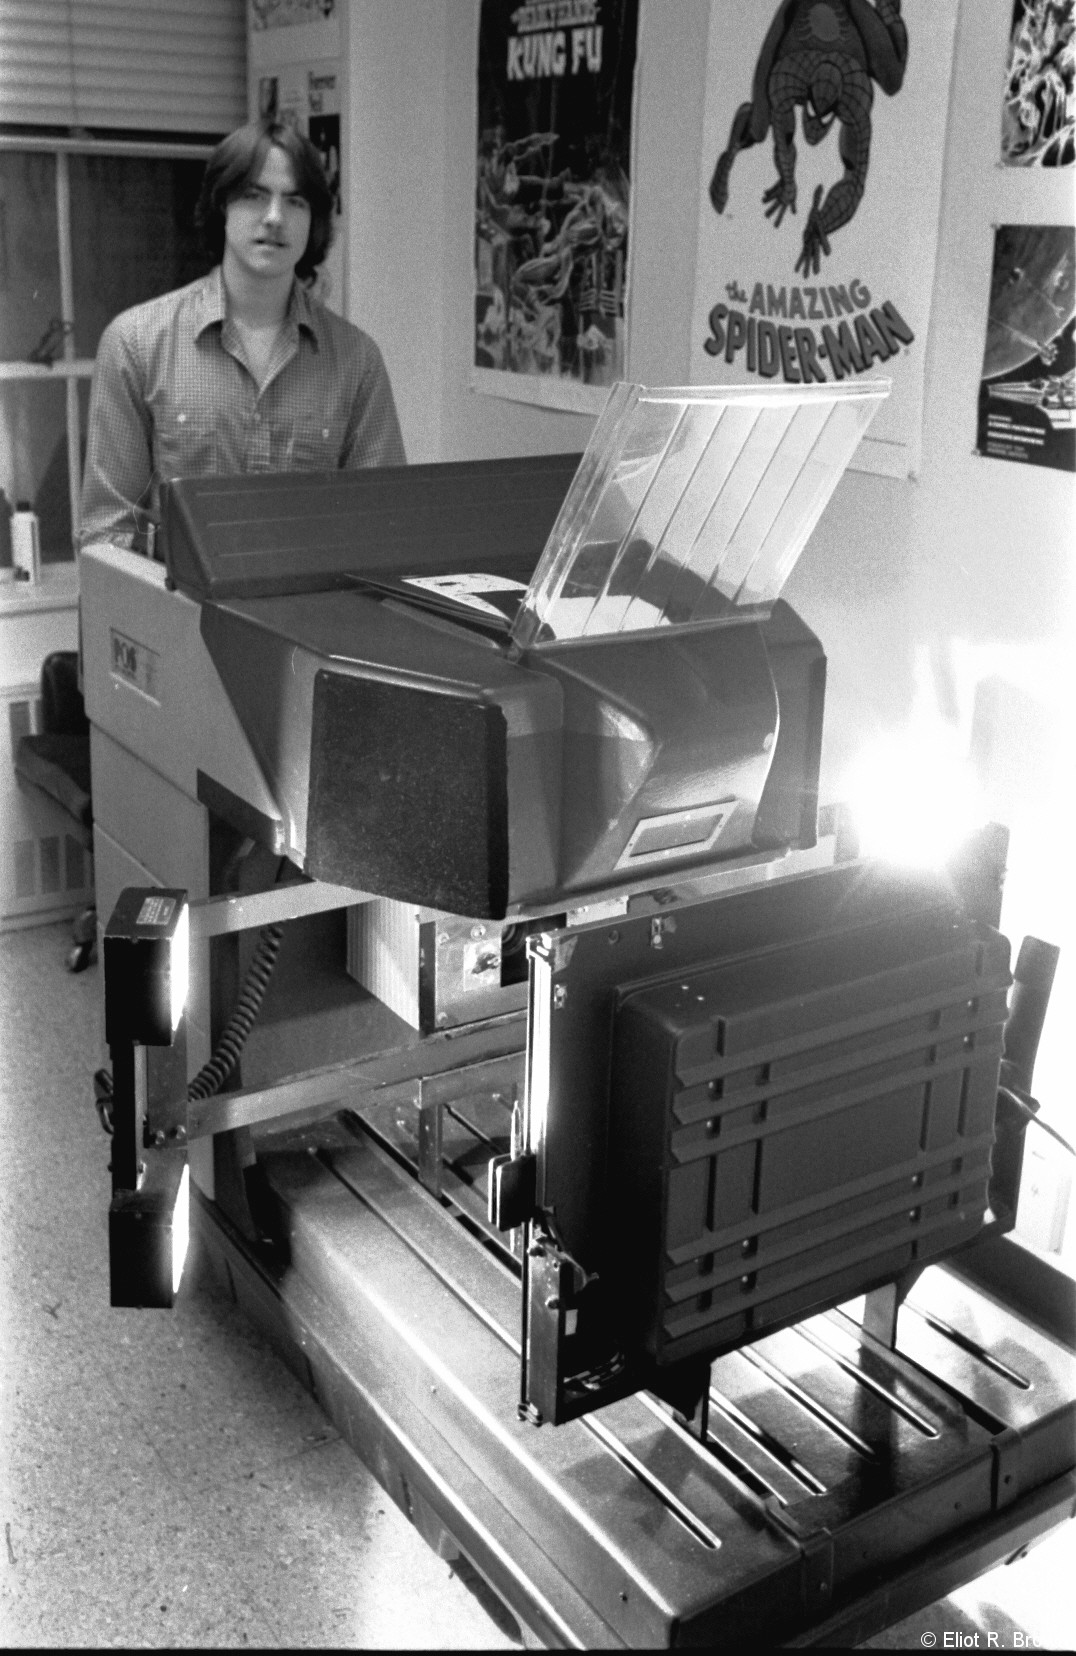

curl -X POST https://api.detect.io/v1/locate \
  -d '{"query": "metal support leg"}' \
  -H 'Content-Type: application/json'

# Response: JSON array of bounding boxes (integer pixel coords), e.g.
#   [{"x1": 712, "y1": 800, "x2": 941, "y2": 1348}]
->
[
  {"x1": 862, "y1": 1281, "x2": 903, "y2": 1350},
  {"x1": 417, "y1": 1084, "x2": 444, "y2": 1198},
  {"x1": 109, "y1": 1040, "x2": 146, "y2": 1195},
  {"x1": 862, "y1": 1265, "x2": 928, "y2": 1351}
]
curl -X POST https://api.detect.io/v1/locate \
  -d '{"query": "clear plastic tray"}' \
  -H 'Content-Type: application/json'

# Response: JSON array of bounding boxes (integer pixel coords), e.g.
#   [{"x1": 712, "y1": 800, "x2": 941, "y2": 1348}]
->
[{"x1": 511, "y1": 379, "x2": 888, "y2": 648}]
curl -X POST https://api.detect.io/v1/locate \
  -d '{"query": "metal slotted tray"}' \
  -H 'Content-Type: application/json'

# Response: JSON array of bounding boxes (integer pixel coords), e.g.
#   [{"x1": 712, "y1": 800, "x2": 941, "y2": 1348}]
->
[{"x1": 195, "y1": 1112, "x2": 1076, "y2": 1649}]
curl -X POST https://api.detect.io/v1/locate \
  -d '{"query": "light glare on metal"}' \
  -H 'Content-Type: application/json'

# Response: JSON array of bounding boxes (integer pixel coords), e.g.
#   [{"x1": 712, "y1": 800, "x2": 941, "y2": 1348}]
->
[
  {"x1": 171, "y1": 1164, "x2": 190, "y2": 1296},
  {"x1": 170, "y1": 903, "x2": 189, "y2": 1034},
  {"x1": 844, "y1": 725, "x2": 987, "y2": 869}
]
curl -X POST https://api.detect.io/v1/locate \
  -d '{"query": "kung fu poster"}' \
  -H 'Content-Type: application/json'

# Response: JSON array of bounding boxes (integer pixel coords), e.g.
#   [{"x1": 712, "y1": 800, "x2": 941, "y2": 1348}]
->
[
  {"x1": 473, "y1": 0, "x2": 639, "y2": 415},
  {"x1": 689, "y1": 0, "x2": 958, "y2": 478},
  {"x1": 976, "y1": 224, "x2": 1075, "y2": 472}
]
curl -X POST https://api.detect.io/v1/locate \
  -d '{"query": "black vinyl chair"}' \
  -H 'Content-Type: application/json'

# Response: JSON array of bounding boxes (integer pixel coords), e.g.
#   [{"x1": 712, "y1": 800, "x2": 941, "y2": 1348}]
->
[{"x1": 13, "y1": 650, "x2": 96, "y2": 971}]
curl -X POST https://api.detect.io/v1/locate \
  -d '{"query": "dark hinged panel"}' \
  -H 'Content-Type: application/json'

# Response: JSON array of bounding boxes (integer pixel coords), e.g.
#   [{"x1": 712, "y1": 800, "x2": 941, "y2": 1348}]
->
[
  {"x1": 162, "y1": 453, "x2": 582, "y2": 600},
  {"x1": 307, "y1": 669, "x2": 509, "y2": 915},
  {"x1": 606, "y1": 915, "x2": 1011, "y2": 1367},
  {"x1": 520, "y1": 855, "x2": 1012, "y2": 1423}
]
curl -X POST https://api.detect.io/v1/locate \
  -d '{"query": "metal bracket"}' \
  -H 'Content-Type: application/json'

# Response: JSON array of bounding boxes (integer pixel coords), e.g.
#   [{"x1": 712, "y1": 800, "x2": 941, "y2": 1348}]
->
[
  {"x1": 488, "y1": 1151, "x2": 537, "y2": 1231},
  {"x1": 763, "y1": 1498, "x2": 835, "y2": 1612},
  {"x1": 862, "y1": 1266, "x2": 926, "y2": 1351},
  {"x1": 993, "y1": 1426, "x2": 1024, "y2": 1511},
  {"x1": 417, "y1": 1083, "x2": 444, "y2": 1198}
]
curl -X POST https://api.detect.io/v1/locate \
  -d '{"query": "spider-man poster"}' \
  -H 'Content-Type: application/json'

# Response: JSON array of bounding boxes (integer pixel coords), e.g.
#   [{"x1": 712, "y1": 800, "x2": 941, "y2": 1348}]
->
[
  {"x1": 473, "y1": 0, "x2": 639, "y2": 414},
  {"x1": 690, "y1": 0, "x2": 959, "y2": 478}
]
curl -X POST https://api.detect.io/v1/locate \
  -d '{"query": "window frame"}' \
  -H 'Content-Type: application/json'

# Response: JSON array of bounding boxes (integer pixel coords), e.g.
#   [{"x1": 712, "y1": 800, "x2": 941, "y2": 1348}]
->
[{"x1": 0, "y1": 131, "x2": 215, "y2": 555}]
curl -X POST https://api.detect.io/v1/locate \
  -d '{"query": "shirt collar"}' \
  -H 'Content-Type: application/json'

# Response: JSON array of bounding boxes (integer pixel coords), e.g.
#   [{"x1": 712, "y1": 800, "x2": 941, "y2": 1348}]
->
[
  {"x1": 195, "y1": 265, "x2": 322, "y2": 348},
  {"x1": 287, "y1": 278, "x2": 323, "y2": 348}
]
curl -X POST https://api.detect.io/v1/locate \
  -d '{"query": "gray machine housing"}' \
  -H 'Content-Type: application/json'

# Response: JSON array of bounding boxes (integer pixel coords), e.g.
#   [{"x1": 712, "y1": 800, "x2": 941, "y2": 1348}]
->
[{"x1": 163, "y1": 459, "x2": 826, "y2": 918}]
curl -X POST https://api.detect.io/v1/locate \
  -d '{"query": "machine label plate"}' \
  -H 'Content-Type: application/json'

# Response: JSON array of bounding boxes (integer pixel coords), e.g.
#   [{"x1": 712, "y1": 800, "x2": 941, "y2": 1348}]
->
[
  {"x1": 110, "y1": 629, "x2": 160, "y2": 702},
  {"x1": 136, "y1": 894, "x2": 175, "y2": 927}
]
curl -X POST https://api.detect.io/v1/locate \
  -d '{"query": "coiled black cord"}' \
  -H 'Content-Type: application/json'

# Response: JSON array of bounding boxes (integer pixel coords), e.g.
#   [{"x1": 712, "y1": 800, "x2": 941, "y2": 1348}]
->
[{"x1": 187, "y1": 922, "x2": 284, "y2": 1101}]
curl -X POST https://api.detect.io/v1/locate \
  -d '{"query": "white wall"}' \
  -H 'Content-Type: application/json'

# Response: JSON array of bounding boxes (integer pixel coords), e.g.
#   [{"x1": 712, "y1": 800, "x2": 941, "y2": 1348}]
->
[
  {"x1": 344, "y1": 0, "x2": 712, "y2": 461},
  {"x1": 345, "y1": 2, "x2": 1074, "y2": 1165},
  {"x1": 781, "y1": 4, "x2": 1075, "y2": 1148}
]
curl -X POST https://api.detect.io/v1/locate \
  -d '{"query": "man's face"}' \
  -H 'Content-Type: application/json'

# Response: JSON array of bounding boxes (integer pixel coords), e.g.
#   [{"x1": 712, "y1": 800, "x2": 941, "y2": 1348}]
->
[{"x1": 223, "y1": 145, "x2": 311, "y2": 282}]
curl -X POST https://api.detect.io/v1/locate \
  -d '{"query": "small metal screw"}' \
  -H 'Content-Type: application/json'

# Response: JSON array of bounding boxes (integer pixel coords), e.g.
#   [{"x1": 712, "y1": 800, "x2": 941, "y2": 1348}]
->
[
  {"x1": 608, "y1": 929, "x2": 620, "y2": 944},
  {"x1": 436, "y1": 1011, "x2": 449, "y2": 1026},
  {"x1": 437, "y1": 932, "x2": 450, "y2": 945},
  {"x1": 553, "y1": 984, "x2": 568, "y2": 1009}
]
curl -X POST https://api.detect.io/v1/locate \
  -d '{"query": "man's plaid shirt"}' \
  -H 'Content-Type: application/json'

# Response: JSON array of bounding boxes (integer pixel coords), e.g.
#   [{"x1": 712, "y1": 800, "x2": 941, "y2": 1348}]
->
[{"x1": 80, "y1": 267, "x2": 405, "y2": 554}]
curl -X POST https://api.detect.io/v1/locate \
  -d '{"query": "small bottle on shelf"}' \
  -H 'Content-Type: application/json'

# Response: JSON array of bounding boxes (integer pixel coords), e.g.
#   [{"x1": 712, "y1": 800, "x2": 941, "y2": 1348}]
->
[{"x1": 11, "y1": 501, "x2": 41, "y2": 584}]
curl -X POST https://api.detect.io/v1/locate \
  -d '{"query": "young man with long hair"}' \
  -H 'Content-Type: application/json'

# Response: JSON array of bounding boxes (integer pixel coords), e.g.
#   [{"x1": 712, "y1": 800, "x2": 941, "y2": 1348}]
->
[{"x1": 80, "y1": 119, "x2": 404, "y2": 554}]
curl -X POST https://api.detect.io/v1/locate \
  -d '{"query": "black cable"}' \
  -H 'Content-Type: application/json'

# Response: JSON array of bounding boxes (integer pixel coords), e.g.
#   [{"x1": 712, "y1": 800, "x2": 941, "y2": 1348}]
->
[
  {"x1": 998, "y1": 1085, "x2": 1075, "y2": 1158},
  {"x1": 93, "y1": 1067, "x2": 114, "y2": 1135},
  {"x1": 187, "y1": 922, "x2": 284, "y2": 1100}
]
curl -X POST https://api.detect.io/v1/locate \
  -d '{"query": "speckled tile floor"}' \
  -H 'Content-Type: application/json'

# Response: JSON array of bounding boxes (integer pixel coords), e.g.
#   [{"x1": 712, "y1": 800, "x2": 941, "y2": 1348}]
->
[
  {"x1": 0, "y1": 920, "x2": 517, "y2": 1649},
  {"x1": 1, "y1": 918, "x2": 1072, "y2": 1650}
]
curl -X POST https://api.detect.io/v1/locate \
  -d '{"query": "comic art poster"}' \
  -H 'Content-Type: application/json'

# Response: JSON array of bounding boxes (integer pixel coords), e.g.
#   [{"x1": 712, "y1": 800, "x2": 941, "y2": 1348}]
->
[
  {"x1": 690, "y1": 0, "x2": 958, "y2": 478},
  {"x1": 474, "y1": 0, "x2": 639, "y2": 414},
  {"x1": 976, "y1": 225, "x2": 1075, "y2": 471},
  {"x1": 307, "y1": 69, "x2": 342, "y2": 217},
  {"x1": 1001, "y1": 0, "x2": 1074, "y2": 167}
]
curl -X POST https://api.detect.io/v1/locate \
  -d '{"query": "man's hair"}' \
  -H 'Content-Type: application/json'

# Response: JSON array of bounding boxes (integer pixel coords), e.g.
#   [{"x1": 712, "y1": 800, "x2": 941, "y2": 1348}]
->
[{"x1": 196, "y1": 118, "x2": 335, "y2": 281}]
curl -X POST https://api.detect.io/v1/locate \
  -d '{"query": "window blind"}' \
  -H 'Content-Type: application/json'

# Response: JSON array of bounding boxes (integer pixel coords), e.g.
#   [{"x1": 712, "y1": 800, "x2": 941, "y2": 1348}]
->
[{"x1": 0, "y1": 0, "x2": 246, "y2": 135}]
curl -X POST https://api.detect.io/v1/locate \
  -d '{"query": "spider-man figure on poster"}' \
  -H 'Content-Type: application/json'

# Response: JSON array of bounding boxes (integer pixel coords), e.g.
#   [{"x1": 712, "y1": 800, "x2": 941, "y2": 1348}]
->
[{"x1": 710, "y1": 0, "x2": 909, "y2": 276}]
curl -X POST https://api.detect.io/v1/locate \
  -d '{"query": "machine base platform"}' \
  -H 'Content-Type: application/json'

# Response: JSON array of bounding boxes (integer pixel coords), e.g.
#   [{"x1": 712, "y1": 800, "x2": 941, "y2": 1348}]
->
[{"x1": 193, "y1": 1116, "x2": 1076, "y2": 1649}]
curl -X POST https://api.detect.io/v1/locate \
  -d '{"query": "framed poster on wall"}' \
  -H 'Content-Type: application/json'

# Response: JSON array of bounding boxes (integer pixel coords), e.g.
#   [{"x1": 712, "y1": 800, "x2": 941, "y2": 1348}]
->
[
  {"x1": 472, "y1": 0, "x2": 640, "y2": 415},
  {"x1": 1000, "y1": 0, "x2": 1074, "y2": 168},
  {"x1": 689, "y1": 0, "x2": 960, "y2": 478},
  {"x1": 976, "y1": 224, "x2": 1075, "y2": 472}
]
